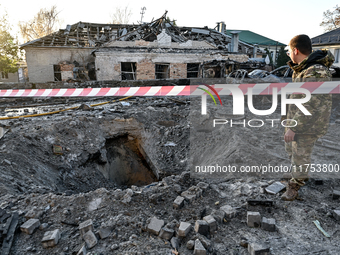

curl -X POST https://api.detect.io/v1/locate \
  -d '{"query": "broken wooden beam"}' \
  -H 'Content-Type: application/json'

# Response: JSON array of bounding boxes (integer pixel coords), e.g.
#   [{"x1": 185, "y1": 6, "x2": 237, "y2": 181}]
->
[{"x1": 1, "y1": 212, "x2": 19, "y2": 255}]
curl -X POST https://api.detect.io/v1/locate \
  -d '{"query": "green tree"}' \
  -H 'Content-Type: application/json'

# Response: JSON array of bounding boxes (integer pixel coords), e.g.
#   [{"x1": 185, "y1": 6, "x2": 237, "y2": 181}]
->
[
  {"x1": 276, "y1": 46, "x2": 290, "y2": 68},
  {"x1": 320, "y1": 5, "x2": 340, "y2": 31},
  {"x1": 0, "y1": 8, "x2": 20, "y2": 75}
]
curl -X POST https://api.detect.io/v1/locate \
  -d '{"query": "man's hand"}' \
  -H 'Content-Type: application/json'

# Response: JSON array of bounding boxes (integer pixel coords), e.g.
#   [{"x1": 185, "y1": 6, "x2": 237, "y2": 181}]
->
[{"x1": 284, "y1": 129, "x2": 296, "y2": 143}]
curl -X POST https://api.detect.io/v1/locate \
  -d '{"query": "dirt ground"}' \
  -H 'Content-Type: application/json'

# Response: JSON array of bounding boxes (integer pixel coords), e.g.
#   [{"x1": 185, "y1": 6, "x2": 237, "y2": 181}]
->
[{"x1": 0, "y1": 94, "x2": 340, "y2": 254}]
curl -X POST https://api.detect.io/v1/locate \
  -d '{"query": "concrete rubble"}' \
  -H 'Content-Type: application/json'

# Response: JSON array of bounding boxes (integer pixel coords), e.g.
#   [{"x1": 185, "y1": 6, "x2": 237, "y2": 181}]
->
[{"x1": 0, "y1": 94, "x2": 339, "y2": 254}]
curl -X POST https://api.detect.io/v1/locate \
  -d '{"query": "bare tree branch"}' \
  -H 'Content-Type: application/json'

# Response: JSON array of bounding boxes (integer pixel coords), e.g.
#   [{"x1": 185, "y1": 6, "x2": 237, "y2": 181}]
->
[
  {"x1": 19, "y1": 5, "x2": 61, "y2": 42},
  {"x1": 110, "y1": 6, "x2": 132, "y2": 24},
  {"x1": 320, "y1": 5, "x2": 340, "y2": 31}
]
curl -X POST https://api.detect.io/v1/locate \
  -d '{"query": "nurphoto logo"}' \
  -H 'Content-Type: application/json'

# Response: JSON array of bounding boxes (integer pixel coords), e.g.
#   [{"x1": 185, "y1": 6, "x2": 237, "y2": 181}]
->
[{"x1": 200, "y1": 85, "x2": 312, "y2": 116}]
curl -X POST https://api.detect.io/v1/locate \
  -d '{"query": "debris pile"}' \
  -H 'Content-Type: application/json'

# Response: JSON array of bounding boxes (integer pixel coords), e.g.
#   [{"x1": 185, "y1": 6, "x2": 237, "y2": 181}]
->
[{"x1": 0, "y1": 95, "x2": 340, "y2": 254}]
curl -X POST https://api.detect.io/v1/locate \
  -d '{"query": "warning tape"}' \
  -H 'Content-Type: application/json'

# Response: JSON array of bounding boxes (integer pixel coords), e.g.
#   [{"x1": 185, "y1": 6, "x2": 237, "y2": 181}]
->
[{"x1": 1, "y1": 82, "x2": 340, "y2": 97}]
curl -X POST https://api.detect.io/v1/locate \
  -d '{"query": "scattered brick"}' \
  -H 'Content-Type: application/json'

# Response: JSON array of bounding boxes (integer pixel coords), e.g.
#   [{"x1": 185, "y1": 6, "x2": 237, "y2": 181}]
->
[
  {"x1": 173, "y1": 196, "x2": 185, "y2": 209},
  {"x1": 247, "y1": 212, "x2": 261, "y2": 228},
  {"x1": 261, "y1": 217, "x2": 276, "y2": 232},
  {"x1": 42, "y1": 229, "x2": 61, "y2": 248},
  {"x1": 178, "y1": 222, "x2": 192, "y2": 237},
  {"x1": 203, "y1": 215, "x2": 217, "y2": 233},
  {"x1": 20, "y1": 218, "x2": 40, "y2": 235},
  {"x1": 220, "y1": 205, "x2": 237, "y2": 218},
  {"x1": 211, "y1": 209, "x2": 225, "y2": 224},
  {"x1": 248, "y1": 243, "x2": 270, "y2": 255},
  {"x1": 181, "y1": 186, "x2": 202, "y2": 203},
  {"x1": 194, "y1": 220, "x2": 209, "y2": 236},
  {"x1": 197, "y1": 182, "x2": 209, "y2": 191},
  {"x1": 83, "y1": 230, "x2": 98, "y2": 249},
  {"x1": 98, "y1": 227, "x2": 112, "y2": 239},
  {"x1": 147, "y1": 217, "x2": 164, "y2": 235},
  {"x1": 332, "y1": 190, "x2": 340, "y2": 200},
  {"x1": 159, "y1": 227, "x2": 174, "y2": 240},
  {"x1": 265, "y1": 181, "x2": 285, "y2": 194},
  {"x1": 194, "y1": 239, "x2": 207, "y2": 255},
  {"x1": 333, "y1": 210, "x2": 340, "y2": 221},
  {"x1": 79, "y1": 219, "x2": 94, "y2": 237}
]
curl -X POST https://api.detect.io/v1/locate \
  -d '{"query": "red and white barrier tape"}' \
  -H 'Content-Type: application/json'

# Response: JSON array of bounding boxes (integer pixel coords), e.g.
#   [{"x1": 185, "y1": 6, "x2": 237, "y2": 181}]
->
[{"x1": 1, "y1": 82, "x2": 340, "y2": 97}]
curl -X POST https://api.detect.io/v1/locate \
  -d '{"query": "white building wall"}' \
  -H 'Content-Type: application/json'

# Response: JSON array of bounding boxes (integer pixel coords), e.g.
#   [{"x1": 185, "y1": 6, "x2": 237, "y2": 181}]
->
[{"x1": 24, "y1": 47, "x2": 95, "y2": 82}]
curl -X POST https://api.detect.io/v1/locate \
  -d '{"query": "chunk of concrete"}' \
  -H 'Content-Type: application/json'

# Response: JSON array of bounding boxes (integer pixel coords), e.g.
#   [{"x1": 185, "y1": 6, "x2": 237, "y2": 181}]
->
[
  {"x1": 42, "y1": 229, "x2": 61, "y2": 248},
  {"x1": 181, "y1": 191, "x2": 196, "y2": 203},
  {"x1": 261, "y1": 217, "x2": 276, "y2": 232},
  {"x1": 197, "y1": 182, "x2": 209, "y2": 191},
  {"x1": 332, "y1": 189, "x2": 340, "y2": 200},
  {"x1": 159, "y1": 227, "x2": 174, "y2": 240},
  {"x1": 173, "y1": 196, "x2": 185, "y2": 209},
  {"x1": 98, "y1": 227, "x2": 112, "y2": 239},
  {"x1": 203, "y1": 215, "x2": 217, "y2": 233},
  {"x1": 181, "y1": 186, "x2": 202, "y2": 203},
  {"x1": 220, "y1": 205, "x2": 237, "y2": 218},
  {"x1": 24, "y1": 209, "x2": 43, "y2": 220},
  {"x1": 194, "y1": 220, "x2": 209, "y2": 236},
  {"x1": 211, "y1": 209, "x2": 225, "y2": 224},
  {"x1": 248, "y1": 243, "x2": 270, "y2": 255},
  {"x1": 20, "y1": 219, "x2": 40, "y2": 235},
  {"x1": 265, "y1": 181, "x2": 285, "y2": 195},
  {"x1": 79, "y1": 219, "x2": 94, "y2": 237},
  {"x1": 147, "y1": 217, "x2": 164, "y2": 235},
  {"x1": 333, "y1": 210, "x2": 340, "y2": 221},
  {"x1": 178, "y1": 222, "x2": 192, "y2": 237},
  {"x1": 194, "y1": 239, "x2": 207, "y2": 255},
  {"x1": 247, "y1": 212, "x2": 261, "y2": 228},
  {"x1": 83, "y1": 230, "x2": 97, "y2": 249},
  {"x1": 88, "y1": 198, "x2": 102, "y2": 212}
]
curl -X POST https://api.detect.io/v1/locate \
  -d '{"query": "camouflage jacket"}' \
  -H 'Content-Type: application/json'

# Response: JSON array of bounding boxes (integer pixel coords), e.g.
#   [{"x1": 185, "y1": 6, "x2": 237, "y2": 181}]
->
[{"x1": 286, "y1": 50, "x2": 334, "y2": 136}]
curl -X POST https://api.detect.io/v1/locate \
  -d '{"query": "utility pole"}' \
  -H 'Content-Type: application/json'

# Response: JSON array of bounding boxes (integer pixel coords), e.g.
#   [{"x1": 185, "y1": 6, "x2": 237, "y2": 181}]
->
[{"x1": 140, "y1": 7, "x2": 146, "y2": 24}]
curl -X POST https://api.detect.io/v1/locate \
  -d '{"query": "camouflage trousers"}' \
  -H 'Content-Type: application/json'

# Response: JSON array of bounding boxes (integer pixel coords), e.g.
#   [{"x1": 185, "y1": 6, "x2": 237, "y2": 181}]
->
[{"x1": 285, "y1": 134, "x2": 318, "y2": 186}]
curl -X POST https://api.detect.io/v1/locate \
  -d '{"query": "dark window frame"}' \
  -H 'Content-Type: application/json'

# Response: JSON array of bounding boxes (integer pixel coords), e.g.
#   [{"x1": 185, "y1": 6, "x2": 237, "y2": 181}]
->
[
  {"x1": 155, "y1": 63, "x2": 170, "y2": 79},
  {"x1": 121, "y1": 62, "x2": 137, "y2": 80},
  {"x1": 53, "y1": 65, "x2": 62, "y2": 81},
  {"x1": 187, "y1": 63, "x2": 200, "y2": 78}
]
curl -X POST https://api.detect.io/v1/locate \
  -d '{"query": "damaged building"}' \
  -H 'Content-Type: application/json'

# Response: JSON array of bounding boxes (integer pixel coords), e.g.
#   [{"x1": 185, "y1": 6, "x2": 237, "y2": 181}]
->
[{"x1": 21, "y1": 12, "x2": 256, "y2": 83}]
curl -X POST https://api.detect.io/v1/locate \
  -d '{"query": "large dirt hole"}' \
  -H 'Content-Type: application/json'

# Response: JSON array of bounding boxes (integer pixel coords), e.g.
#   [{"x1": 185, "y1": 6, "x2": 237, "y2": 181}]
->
[{"x1": 101, "y1": 135, "x2": 157, "y2": 187}]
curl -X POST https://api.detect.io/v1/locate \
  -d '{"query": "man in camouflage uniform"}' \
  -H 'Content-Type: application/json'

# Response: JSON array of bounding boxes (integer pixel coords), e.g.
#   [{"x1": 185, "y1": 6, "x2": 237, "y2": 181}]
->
[{"x1": 281, "y1": 34, "x2": 334, "y2": 201}]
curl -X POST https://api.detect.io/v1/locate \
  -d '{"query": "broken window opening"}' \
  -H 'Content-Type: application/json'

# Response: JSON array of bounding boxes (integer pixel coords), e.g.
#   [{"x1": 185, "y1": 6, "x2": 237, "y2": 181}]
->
[
  {"x1": 121, "y1": 62, "x2": 137, "y2": 80},
  {"x1": 203, "y1": 66, "x2": 221, "y2": 78},
  {"x1": 187, "y1": 63, "x2": 200, "y2": 78},
  {"x1": 155, "y1": 63, "x2": 170, "y2": 79},
  {"x1": 53, "y1": 65, "x2": 62, "y2": 81}
]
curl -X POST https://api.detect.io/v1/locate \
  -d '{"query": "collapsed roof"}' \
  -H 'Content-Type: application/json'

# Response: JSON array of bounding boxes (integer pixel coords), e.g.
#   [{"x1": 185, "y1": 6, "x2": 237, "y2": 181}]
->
[{"x1": 20, "y1": 12, "x2": 253, "y2": 54}]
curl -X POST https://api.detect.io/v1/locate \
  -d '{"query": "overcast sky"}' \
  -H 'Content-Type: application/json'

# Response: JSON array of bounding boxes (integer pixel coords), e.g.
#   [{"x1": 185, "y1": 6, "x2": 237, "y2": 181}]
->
[{"x1": 1, "y1": 0, "x2": 339, "y2": 45}]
